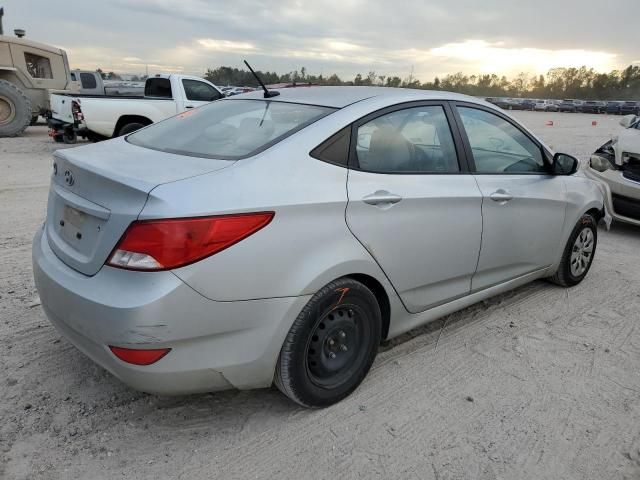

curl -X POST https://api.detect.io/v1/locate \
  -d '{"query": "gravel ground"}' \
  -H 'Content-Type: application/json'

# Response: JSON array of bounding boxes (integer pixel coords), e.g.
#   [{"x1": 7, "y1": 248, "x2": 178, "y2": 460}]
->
[{"x1": 1, "y1": 113, "x2": 639, "y2": 480}]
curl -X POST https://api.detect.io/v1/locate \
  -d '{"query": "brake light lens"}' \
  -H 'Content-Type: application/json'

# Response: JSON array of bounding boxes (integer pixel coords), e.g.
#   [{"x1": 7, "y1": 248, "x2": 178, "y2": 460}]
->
[
  {"x1": 71, "y1": 100, "x2": 84, "y2": 121},
  {"x1": 107, "y1": 212, "x2": 274, "y2": 271},
  {"x1": 109, "y1": 346, "x2": 171, "y2": 365}
]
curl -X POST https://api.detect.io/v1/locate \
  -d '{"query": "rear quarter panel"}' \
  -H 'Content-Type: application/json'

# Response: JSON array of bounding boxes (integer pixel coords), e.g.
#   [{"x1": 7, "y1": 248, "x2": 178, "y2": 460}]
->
[{"x1": 141, "y1": 148, "x2": 395, "y2": 302}]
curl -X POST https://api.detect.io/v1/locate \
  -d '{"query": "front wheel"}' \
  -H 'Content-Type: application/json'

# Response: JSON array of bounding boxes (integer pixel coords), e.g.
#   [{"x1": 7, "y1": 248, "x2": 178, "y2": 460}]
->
[
  {"x1": 548, "y1": 214, "x2": 598, "y2": 287},
  {"x1": 274, "y1": 278, "x2": 381, "y2": 408}
]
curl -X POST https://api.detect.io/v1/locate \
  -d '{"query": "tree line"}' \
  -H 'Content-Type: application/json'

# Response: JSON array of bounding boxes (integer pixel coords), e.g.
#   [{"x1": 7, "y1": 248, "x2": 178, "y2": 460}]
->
[{"x1": 204, "y1": 65, "x2": 640, "y2": 100}]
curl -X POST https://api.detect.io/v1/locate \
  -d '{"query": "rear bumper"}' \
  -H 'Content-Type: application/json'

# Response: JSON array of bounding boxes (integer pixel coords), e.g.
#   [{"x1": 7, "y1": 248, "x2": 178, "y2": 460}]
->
[{"x1": 32, "y1": 225, "x2": 310, "y2": 394}]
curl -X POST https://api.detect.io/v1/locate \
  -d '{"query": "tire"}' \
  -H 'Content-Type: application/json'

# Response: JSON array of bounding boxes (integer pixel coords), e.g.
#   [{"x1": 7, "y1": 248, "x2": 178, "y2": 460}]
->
[
  {"x1": 62, "y1": 129, "x2": 77, "y2": 144},
  {"x1": 274, "y1": 278, "x2": 382, "y2": 408},
  {"x1": 117, "y1": 122, "x2": 146, "y2": 137},
  {"x1": 548, "y1": 214, "x2": 598, "y2": 287},
  {"x1": 0, "y1": 79, "x2": 32, "y2": 137}
]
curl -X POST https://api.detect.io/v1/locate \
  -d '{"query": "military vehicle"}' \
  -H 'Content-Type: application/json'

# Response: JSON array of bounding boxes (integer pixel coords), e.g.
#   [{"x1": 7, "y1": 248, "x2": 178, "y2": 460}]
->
[{"x1": 0, "y1": 7, "x2": 75, "y2": 136}]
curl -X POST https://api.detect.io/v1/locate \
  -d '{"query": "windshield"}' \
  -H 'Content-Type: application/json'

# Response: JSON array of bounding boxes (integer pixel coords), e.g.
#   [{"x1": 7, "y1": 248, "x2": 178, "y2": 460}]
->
[{"x1": 127, "y1": 99, "x2": 335, "y2": 159}]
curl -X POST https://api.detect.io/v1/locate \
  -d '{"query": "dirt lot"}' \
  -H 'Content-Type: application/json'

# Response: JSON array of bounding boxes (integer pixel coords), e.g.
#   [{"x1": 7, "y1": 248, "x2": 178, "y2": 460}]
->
[{"x1": 1, "y1": 113, "x2": 639, "y2": 480}]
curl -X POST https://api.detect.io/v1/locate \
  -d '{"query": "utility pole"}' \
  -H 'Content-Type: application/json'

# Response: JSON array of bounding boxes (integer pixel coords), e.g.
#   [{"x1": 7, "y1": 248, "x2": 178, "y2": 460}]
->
[{"x1": 0, "y1": 7, "x2": 5, "y2": 36}]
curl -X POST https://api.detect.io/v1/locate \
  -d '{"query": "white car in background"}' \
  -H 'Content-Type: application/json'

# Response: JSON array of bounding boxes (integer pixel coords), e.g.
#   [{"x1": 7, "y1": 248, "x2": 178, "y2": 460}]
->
[
  {"x1": 534, "y1": 100, "x2": 559, "y2": 112},
  {"x1": 587, "y1": 114, "x2": 640, "y2": 225}
]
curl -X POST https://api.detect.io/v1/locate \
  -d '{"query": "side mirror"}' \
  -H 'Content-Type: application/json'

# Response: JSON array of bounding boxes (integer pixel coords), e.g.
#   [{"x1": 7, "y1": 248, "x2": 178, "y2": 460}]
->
[
  {"x1": 620, "y1": 114, "x2": 637, "y2": 128},
  {"x1": 553, "y1": 153, "x2": 579, "y2": 175}
]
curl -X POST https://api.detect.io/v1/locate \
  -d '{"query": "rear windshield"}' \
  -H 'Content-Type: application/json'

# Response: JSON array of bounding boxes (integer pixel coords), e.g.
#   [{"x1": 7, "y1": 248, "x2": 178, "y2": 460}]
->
[{"x1": 127, "y1": 99, "x2": 335, "y2": 159}]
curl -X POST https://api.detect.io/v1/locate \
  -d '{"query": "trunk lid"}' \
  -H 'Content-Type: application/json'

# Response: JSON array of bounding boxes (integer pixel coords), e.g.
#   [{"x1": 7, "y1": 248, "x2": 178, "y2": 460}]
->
[{"x1": 46, "y1": 138, "x2": 234, "y2": 276}]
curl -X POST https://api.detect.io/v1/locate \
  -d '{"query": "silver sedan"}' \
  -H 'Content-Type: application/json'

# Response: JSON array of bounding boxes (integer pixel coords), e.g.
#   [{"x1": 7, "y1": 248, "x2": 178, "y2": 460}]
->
[{"x1": 33, "y1": 87, "x2": 607, "y2": 407}]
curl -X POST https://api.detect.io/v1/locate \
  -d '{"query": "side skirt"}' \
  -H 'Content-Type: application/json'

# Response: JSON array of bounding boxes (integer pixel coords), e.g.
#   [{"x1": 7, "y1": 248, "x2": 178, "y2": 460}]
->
[{"x1": 387, "y1": 267, "x2": 550, "y2": 339}]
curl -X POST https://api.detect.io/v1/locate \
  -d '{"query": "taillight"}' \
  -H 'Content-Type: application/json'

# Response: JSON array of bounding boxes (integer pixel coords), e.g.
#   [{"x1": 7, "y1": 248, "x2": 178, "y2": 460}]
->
[
  {"x1": 109, "y1": 346, "x2": 171, "y2": 365},
  {"x1": 71, "y1": 100, "x2": 84, "y2": 121},
  {"x1": 107, "y1": 212, "x2": 274, "y2": 271}
]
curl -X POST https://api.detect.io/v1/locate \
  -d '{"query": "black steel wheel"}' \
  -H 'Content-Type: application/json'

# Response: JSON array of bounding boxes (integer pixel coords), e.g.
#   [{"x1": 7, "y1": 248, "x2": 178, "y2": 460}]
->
[{"x1": 275, "y1": 278, "x2": 381, "y2": 408}]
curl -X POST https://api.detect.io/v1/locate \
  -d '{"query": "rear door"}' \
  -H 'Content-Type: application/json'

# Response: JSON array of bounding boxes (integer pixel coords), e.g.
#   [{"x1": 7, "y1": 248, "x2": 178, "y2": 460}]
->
[
  {"x1": 345, "y1": 102, "x2": 483, "y2": 313},
  {"x1": 452, "y1": 103, "x2": 567, "y2": 291}
]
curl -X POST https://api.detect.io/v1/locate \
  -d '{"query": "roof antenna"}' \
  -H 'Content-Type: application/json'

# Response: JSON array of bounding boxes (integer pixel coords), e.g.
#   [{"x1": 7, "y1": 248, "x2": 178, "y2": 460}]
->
[{"x1": 244, "y1": 60, "x2": 279, "y2": 98}]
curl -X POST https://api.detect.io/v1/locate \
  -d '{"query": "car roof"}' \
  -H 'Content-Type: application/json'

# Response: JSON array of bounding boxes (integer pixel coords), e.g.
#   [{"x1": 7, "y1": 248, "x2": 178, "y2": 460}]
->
[{"x1": 227, "y1": 86, "x2": 488, "y2": 109}]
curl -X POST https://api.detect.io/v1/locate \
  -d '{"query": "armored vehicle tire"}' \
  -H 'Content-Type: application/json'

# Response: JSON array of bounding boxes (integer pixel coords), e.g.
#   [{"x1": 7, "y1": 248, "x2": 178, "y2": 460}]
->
[{"x1": 0, "y1": 80, "x2": 32, "y2": 137}]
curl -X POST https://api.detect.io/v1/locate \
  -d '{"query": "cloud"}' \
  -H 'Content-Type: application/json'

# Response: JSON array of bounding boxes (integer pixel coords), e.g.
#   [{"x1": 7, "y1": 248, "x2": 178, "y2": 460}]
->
[
  {"x1": 197, "y1": 39, "x2": 256, "y2": 52},
  {"x1": 12, "y1": 0, "x2": 638, "y2": 80},
  {"x1": 425, "y1": 40, "x2": 618, "y2": 75}
]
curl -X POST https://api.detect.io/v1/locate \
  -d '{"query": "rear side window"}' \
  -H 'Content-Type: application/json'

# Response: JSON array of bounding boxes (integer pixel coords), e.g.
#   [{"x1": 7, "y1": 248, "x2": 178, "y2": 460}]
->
[
  {"x1": 355, "y1": 105, "x2": 460, "y2": 173},
  {"x1": 182, "y1": 79, "x2": 222, "y2": 102},
  {"x1": 79, "y1": 73, "x2": 97, "y2": 89},
  {"x1": 127, "y1": 99, "x2": 335, "y2": 160},
  {"x1": 310, "y1": 127, "x2": 350, "y2": 166},
  {"x1": 145, "y1": 78, "x2": 172, "y2": 98},
  {"x1": 24, "y1": 52, "x2": 53, "y2": 79},
  {"x1": 457, "y1": 107, "x2": 545, "y2": 174}
]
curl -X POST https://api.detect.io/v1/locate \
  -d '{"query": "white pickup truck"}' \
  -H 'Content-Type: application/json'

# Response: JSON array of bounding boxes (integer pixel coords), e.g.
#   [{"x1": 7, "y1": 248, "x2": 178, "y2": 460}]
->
[{"x1": 48, "y1": 74, "x2": 223, "y2": 142}]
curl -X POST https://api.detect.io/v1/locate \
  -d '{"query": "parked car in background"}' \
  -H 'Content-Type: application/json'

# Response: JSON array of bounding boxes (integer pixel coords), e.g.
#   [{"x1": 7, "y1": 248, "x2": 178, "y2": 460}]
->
[
  {"x1": 33, "y1": 86, "x2": 607, "y2": 407},
  {"x1": 586, "y1": 114, "x2": 640, "y2": 226},
  {"x1": 559, "y1": 100, "x2": 578, "y2": 112},
  {"x1": 581, "y1": 101, "x2": 606, "y2": 114},
  {"x1": 520, "y1": 99, "x2": 536, "y2": 111},
  {"x1": 620, "y1": 101, "x2": 640, "y2": 116},
  {"x1": 492, "y1": 98, "x2": 525, "y2": 110},
  {"x1": 48, "y1": 74, "x2": 224, "y2": 142},
  {"x1": 224, "y1": 86, "x2": 255, "y2": 96},
  {"x1": 574, "y1": 100, "x2": 585, "y2": 112},
  {"x1": 534, "y1": 100, "x2": 559, "y2": 112},
  {"x1": 606, "y1": 101, "x2": 623, "y2": 115},
  {"x1": 69, "y1": 70, "x2": 144, "y2": 96}
]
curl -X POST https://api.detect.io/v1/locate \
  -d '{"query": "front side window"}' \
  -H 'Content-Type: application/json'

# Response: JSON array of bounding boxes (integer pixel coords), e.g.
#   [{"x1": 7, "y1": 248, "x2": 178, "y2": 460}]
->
[
  {"x1": 182, "y1": 79, "x2": 222, "y2": 102},
  {"x1": 457, "y1": 107, "x2": 546, "y2": 174},
  {"x1": 24, "y1": 52, "x2": 53, "y2": 79},
  {"x1": 355, "y1": 105, "x2": 459, "y2": 173},
  {"x1": 127, "y1": 99, "x2": 334, "y2": 159}
]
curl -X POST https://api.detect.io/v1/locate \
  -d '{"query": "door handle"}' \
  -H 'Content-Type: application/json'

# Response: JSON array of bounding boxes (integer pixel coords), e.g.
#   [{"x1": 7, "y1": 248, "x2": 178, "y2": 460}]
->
[
  {"x1": 185, "y1": 105, "x2": 195, "y2": 109},
  {"x1": 363, "y1": 191, "x2": 403, "y2": 206},
  {"x1": 489, "y1": 189, "x2": 514, "y2": 203}
]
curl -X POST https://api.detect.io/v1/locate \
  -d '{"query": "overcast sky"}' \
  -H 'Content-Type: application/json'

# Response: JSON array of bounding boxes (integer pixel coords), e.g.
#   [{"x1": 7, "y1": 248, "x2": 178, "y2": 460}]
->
[{"x1": 4, "y1": 0, "x2": 639, "y2": 81}]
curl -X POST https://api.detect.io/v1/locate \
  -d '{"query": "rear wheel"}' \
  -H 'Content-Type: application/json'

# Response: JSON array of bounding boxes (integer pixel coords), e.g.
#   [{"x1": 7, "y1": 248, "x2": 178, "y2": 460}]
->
[
  {"x1": 0, "y1": 80, "x2": 32, "y2": 137},
  {"x1": 117, "y1": 122, "x2": 147, "y2": 137},
  {"x1": 548, "y1": 214, "x2": 598, "y2": 287},
  {"x1": 62, "y1": 129, "x2": 77, "y2": 144},
  {"x1": 275, "y1": 278, "x2": 381, "y2": 408}
]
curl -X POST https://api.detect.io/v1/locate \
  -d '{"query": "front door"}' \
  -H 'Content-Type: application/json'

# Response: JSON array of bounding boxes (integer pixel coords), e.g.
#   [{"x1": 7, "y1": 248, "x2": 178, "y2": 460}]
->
[
  {"x1": 346, "y1": 103, "x2": 483, "y2": 313},
  {"x1": 179, "y1": 78, "x2": 223, "y2": 111},
  {"x1": 454, "y1": 105, "x2": 567, "y2": 291}
]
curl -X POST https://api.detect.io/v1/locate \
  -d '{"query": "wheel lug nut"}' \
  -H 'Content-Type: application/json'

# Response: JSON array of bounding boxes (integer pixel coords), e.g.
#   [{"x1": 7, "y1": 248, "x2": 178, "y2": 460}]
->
[
  {"x1": 339, "y1": 331, "x2": 346, "y2": 338},
  {"x1": 329, "y1": 352, "x2": 336, "y2": 359},
  {"x1": 328, "y1": 339, "x2": 335, "y2": 346},
  {"x1": 340, "y1": 345, "x2": 348, "y2": 352}
]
